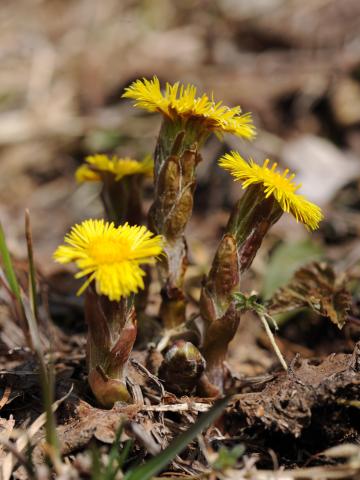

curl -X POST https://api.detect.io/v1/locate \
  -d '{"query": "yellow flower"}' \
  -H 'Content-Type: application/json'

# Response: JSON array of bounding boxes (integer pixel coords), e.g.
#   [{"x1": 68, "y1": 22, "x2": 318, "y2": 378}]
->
[
  {"x1": 122, "y1": 76, "x2": 256, "y2": 140},
  {"x1": 75, "y1": 154, "x2": 153, "y2": 183},
  {"x1": 53, "y1": 219, "x2": 163, "y2": 301},
  {"x1": 219, "y1": 151, "x2": 323, "y2": 230},
  {"x1": 75, "y1": 164, "x2": 101, "y2": 182}
]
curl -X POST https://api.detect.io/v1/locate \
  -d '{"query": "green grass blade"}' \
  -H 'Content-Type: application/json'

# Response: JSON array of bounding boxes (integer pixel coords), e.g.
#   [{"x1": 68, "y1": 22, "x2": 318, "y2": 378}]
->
[
  {"x1": 0, "y1": 222, "x2": 31, "y2": 347},
  {"x1": 22, "y1": 212, "x2": 61, "y2": 464},
  {"x1": 21, "y1": 296, "x2": 60, "y2": 458},
  {"x1": 91, "y1": 445, "x2": 102, "y2": 480},
  {"x1": 0, "y1": 219, "x2": 60, "y2": 467},
  {"x1": 0, "y1": 222, "x2": 21, "y2": 302},
  {"x1": 125, "y1": 396, "x2": 229, "y2": 480},
  {"x1": 117, "y1": 439, "x2": 133, "y2": 470},
  {"x1": 103, "y1": 426, "x2": 124, "y2": 480}
]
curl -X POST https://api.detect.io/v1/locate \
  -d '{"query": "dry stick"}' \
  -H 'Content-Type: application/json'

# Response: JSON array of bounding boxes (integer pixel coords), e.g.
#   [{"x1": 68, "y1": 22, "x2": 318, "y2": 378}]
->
[
  {"x1": 0, "y1": 386, "x2": 12, "y2": 410},
  {"x1": 259, "y1": 313, "x2": 288, "y2": 371},
  {"x1": 140, "y1": 402, "x2": 211, "y2": 413},
  {"x1": 244, "y1": 463, "x2": 360, "y2": 480},
  {"x1": 0, "y1": 439, "x2": 34, "y2": 479},
  {"x1": 25, "y1": 209, "x2": 38, "y2": 321}
]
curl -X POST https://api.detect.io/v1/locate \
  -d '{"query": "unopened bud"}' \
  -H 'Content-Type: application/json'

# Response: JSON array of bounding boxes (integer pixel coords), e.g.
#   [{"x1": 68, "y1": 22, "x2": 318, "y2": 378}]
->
[{"x1": 159, "y1": 340, "x2": 206, "y2": 395}]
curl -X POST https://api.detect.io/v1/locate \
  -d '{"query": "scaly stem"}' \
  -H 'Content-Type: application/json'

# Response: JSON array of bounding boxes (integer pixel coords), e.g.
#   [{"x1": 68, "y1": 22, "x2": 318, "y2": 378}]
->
[
  {"x1": 101, "y1": 174, "x2": 149, "y2": 314},
  {"x1": 85, "y1": 286, "x2": 137, "y2": 406},
  {"x1": 200, "y1": 187, "x2": 283, "y2": 393},
  {"x1": 101, "y1": 174, "x2": 144, "y2": 226},
  {"x1": 149, "y1": 118, "x2": 207, "y2": 329}
]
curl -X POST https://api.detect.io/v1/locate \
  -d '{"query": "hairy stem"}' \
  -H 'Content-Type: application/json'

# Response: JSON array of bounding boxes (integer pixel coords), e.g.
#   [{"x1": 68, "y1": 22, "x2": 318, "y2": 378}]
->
[
  {"x1": 85, "y1": 286, "x2": 137, "y2": 406},
  {"x1": 101, "y1": 174, "x2": 144, "y2": 226},
  {"x1": 200, "y1": 187, "x2": 283, "y2": 393},
  {"x1": 149, "y1": 118, "x2": 206, "y2": 329}
]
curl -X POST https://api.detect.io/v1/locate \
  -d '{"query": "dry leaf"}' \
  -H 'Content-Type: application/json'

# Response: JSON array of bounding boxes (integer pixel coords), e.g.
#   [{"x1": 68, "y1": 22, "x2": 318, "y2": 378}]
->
[{"x1": 267, "y1": 262, "x2": 351, "y2": 329}]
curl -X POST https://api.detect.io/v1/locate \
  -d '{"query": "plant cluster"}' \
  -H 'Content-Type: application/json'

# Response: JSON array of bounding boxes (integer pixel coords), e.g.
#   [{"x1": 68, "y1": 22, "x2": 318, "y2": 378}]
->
[{"x1": 53, "y1": 76, "x2": 323, "y2": 406}]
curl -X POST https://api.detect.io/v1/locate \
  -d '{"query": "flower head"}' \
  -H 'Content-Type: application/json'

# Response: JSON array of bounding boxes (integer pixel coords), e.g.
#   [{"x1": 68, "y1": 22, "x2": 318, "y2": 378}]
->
[
  {"x1": 75, "y1": 154, "x2": 153, "y2": 183},
  {"x1": 122, "y1": 76, "x2": 256, "y2": 140},
  {"x1": 54, "y1": 219, "x2": 163, "y2": 301},
  {"x1": 219, "y1": 151, "x2": 323, "y2": 230}
]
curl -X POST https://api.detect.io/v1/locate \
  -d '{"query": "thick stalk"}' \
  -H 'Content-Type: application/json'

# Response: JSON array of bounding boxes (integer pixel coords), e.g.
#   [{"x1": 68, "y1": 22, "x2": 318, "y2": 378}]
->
[
  {"x1": 149, "y1": 118, "x2": 206, "y2": 329},
  {"x1": 101, "y1": 173, "x2": 150, "y2": 314},
  {"x1": 101, "y1": 173, "x2": 144, "y2": 226},
  {"x1": 200, "y1": 187, "x2": 283, "y2": 393},
  {"x1": 85, "y1": 285, "x2": 137, "y2": 407}
]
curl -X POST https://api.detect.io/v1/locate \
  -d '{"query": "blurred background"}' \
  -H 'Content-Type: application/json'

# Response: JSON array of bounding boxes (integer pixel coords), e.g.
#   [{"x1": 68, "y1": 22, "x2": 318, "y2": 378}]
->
[
  {"x1": 1, "y1": 0, "x2": 360, "y2": 301},
  {"x1": 0, "y1": 3, "x2": 359, "y2": 467}
]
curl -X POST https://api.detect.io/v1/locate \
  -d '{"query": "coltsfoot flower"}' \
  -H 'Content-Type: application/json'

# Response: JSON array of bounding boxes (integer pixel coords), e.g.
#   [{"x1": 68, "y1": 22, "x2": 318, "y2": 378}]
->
[
  {"x1": 75, "y1": 154, "x2": 153, "y2": 183},
  {"x1": 54, "y1": 219, "x2": 163, "y2": 301},
  {"x1": 219, "y1": 152, "x2": 323, "y2": 230},
  {"x1": 123, "y1": 77, "x2": 256, "y2": 329},
  {"x1": 122, "y1": 76, "x2": 256, "y2": 139}
]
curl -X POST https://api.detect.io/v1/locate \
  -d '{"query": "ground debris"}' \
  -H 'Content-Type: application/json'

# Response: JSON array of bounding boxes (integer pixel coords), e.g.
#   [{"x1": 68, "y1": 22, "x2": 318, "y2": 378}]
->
[
  {"x1": 0, "y1": 416, "x2": 15, "y2": 463},
  {"x1": 232, "y1": 342, "x2": 360, "y2": 437},
  {"x1": 268, "y1": 262, "x2": 352, "y2": 329},
  {"x1": 57, "y1": 398, "x2": 139, "y2": 455}
]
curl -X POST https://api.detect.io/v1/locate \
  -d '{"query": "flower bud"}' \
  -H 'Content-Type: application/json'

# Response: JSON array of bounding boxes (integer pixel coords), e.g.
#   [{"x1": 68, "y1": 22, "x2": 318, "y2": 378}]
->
[{"x1": 159, "y1": 340, "x2": 206, "y2": 395}]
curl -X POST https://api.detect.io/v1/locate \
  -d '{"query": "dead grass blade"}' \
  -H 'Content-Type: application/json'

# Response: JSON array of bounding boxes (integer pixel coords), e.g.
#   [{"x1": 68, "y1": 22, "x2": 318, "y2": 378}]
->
[
  {"x1": 25, "y1": 209, "x2": 38, "y2": 322},
  {"x1": 0, "y1": 387, "x2": 72, "y2": 480}
]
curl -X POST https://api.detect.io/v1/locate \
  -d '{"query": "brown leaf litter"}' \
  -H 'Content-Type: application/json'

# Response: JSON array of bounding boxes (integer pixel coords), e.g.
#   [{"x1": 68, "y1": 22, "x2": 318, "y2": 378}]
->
[
  {"x1": 232, "y1": 342, "x2": 360, "y2": 438},
  {"x1": 268, "y1": 262, "x2": 352, "y2": 329}
]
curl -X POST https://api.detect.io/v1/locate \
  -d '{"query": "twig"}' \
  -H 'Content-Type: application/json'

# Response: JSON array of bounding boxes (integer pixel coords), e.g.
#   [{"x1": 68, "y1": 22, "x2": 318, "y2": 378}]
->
[
  {"x1": 130, "y1": 358, "x2": 165, "y2": 399},
  {"x1": 25, "y1": 209, "x2": 38, "y2": 321},
  {"x1": 259, "y1": 314, "x2": 288, "y2": 371},
  {"x1": 0, "y1": 386, "x2": 12, "y2": 410},
  {"x1": 140, "y1": 402, "x2": 211, "y2": 413},
  {"x1": 0, "y1": 439, "x2": 35, "y2": 479}
]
